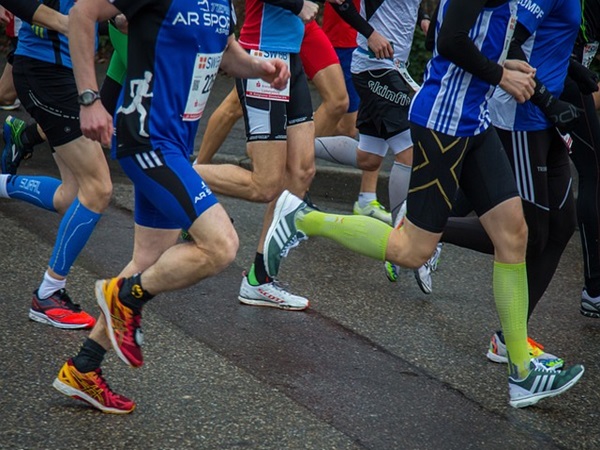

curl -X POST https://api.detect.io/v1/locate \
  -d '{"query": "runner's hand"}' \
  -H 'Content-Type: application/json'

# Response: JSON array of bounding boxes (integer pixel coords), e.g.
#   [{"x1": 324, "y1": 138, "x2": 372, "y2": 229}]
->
[
  {"x1": 367, "y1": 31, "x2": 393, "y2": 59},
  {"x1": 298, "y1": 1, "x2": 318, "y2": 23},
  {"x1": 79, "y1": 102, "x2": 113, "y2": 148},
  {"x1": 499, "y1": 65, "x2": 536, "y2": 104},
  {"x1": 257, "y1": 58, "x2": 291, "y2": 91}
]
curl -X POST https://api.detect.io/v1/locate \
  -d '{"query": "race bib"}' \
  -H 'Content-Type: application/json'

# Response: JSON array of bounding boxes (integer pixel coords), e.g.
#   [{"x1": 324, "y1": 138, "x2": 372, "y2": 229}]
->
[
  {"x1": 498, "y1": 3, "x2": 518, "y2": 65},
  {"x1": 557, "y1": 129, "x2": 573, "y2": 153},
  {"x1": 246, "y1": 50, "x2": 290, "y2": 102},
  {"x1": 183, "y1": 52, "x2": 223, "y2": 121},
  {"x1": 583, "y1": 42, "x2": 599, "y2": 68},
  {"x1": 394, "y1": 60, "x2": 421, "y2": 93}
]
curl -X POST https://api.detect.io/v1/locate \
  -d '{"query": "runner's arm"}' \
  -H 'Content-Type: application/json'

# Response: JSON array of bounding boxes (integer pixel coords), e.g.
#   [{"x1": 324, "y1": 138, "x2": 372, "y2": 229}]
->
[
  {"x1": 1, "y1": 0, "x2": 67, "y2": 34},
  {"x1": 330, "y1": 0, "x2": 374, "y2": 38},
  {"x1": 437, "y1": 0, "x2": 503, "y2": 85},
  {"x1": 220, "y1": 36, "x2": 291, "y2": 90},
  {"x1": 69, "y1": 0, "x2": 121, "y2": 146}
]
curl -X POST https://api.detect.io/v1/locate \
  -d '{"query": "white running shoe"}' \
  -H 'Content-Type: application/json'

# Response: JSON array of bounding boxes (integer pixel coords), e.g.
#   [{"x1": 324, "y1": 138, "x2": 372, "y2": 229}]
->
[
  {"x1": 353, "y1": 199, "x2": 392, "y2": 225},
  {"x1": 0, "y1": 99, "x2": 20, "y2": 111},
  {"x1": 238, "y1": 275, "x2": 309, "y2": 311},
  {"x1": 581, "y1": 288, "x2": 600, "y2": 318},
  {"x1": 383, "y1": 201, "x2": 406, "y2": 282},
  {"x1": 413, "y1": 243, "x2": 443, "y2": 294}
]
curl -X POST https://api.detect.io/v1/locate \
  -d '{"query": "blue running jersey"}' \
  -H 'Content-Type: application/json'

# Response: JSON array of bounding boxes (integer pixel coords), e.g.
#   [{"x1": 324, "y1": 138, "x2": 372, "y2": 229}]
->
[
  {"x1": 15, "y1": 0, "x2": 96, "y2": 68},
  {"x1": 111, "y1": 0, "x2": 232, "y2": 159},
  {"x1": 409, "y1": 0, "x2": 517, "y2": 137},
  {"x1": 238, "y1": 0, "x2": 304, "y2": 53},
  {"x1": 490, "y1": 0, "x2": 581, "y2": 131}
]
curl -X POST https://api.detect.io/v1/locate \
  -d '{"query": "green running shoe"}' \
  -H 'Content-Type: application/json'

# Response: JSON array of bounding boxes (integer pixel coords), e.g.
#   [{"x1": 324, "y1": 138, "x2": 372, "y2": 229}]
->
[
  {"x1": 263, "y1": 190, "x2": 309, "y2": 278},
  {"x1": 508, "y1": 359, "x2": 584, "y2": 408}
]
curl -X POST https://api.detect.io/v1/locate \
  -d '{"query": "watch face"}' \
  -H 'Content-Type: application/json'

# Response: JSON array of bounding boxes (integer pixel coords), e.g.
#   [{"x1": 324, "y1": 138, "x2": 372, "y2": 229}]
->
[{"x1": 79, "y1": 90, "x2": 99, "y2": 105}]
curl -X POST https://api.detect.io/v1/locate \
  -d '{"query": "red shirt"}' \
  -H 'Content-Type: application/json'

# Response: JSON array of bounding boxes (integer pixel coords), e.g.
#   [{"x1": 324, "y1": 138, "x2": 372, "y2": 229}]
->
[{"x1": 322, "y1": 0, "x2": 360, "y2": 49}]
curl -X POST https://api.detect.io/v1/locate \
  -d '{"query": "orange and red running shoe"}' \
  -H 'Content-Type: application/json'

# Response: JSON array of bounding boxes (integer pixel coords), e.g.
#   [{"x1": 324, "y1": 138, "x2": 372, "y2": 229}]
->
[
  {"x1": 95, "y1": 278, "x2": 144, "y2": 367},
  {"x1": 53, "y1": 359, "x2": 135, "y2": 414}
]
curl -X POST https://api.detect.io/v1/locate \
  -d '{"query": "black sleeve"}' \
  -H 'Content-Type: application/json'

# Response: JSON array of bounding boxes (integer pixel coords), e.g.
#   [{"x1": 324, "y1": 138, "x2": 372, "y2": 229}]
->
[
  {"x1": 437, "y1": 0, "x2": 504, "y2": 86},
  {"x1": 331, "y1": 0, "x2": 374, "y2": 39},
  {"x1": 262, "y1": 0, "x2": 304, "y2": 16},
  {"x1": 417, "y1": 5, "x2": 430, "y2": 25},
  {"x1": 1, "y1": 0, "x2": 39, "y2": 24},
  {"x1": 111, "y1": 0, "x2": 154, "y2": 19},
  {"x1": 425, "y1": 2, "x2": 439, "y2": 51},
  {"x1": 506, "y1": 21, "x2": 530, "y2": 61}
]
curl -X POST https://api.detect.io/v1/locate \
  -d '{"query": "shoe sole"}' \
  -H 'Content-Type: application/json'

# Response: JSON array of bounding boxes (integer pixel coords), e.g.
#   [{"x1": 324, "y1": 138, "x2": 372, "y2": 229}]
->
[
  {"x1": 509, "y1": 367, "x2": 585, "y2": 408},
  {"x1": 52, "y1": 378, "x2": 135, "y2": 414},
  {"x1": 580, "y1": 308, "x2": 600, "y2": 318},
  {"x1": 95, "y1": 280, "x2": 141, "y2": 368},
  {"x1": 384, "y1": 262, "x2": 398, "y2": 282},
  {"x1": 486, "y1": 350, "x2": 508, "y2": 364},
  {"x1": 238, "y1": 295, "x2": 309, "y2": 311},
  {"x1": 28, "y1": 309, "x2": 94, "y2": 330}
]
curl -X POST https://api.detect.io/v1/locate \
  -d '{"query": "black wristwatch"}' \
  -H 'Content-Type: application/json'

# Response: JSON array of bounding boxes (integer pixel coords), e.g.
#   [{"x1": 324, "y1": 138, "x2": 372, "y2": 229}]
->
[{"x1": 77, "y1": 89, "x2": 101, "y2": 106}]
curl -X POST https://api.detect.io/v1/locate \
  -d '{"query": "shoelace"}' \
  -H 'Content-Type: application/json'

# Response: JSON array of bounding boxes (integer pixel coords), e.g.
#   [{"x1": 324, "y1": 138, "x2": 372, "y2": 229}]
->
[
  {"x1": 56, "y1": 289, "x2": 83, "y2": 312},
  {"x1": 92, "y1": 369, "x2": 122, "y2": 399},
  {"x1": 267, "y1": 279, "x2": 294, "y2": 292},
  {"x1": 531, "y1": 358, "x2": 558, "y2": 373},
  {"x1": 279, "y1": 232, "x2": 308, "y2": 258}
]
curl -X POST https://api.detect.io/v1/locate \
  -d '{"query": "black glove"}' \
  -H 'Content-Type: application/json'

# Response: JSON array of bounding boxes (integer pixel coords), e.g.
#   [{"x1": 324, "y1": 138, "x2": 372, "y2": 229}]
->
[
  {"x1": 532, "y1": 83, "x2": 582, "y2": 133},
  {"x1": 568, "y1": 58, "x2": 600, "y2": 95},
  {"x1": 543, "y1": 97, "x2": 583, "y2": 133}
]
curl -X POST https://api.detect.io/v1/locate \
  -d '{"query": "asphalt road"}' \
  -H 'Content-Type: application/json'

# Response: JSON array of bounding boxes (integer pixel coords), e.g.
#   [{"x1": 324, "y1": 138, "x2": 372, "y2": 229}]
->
[{"x1": 1, "y1": 73, "x2": 599, "y2": 450}]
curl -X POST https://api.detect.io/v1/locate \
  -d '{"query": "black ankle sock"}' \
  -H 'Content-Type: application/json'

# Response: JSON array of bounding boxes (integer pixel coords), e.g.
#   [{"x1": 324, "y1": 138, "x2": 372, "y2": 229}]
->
[
  {"x1": 120, "y1": 273, "x2": 154, "y2": 310},
  {"x1": 21, "y1": 124, "x2": 44, "y2": 148},
  {"x1": 72, "y1": 338, "x2": 107, "y2": 373},
  {"x1": 253, "y1": 253, "x2": 271, "y2": 285}
]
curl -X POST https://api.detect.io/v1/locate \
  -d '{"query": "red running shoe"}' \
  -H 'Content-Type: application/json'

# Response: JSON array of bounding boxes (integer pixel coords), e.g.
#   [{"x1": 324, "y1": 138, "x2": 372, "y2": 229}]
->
[
  {"x1": 95, "y1": 278, "x2": 144, "y2": 367},
  {"x1": 53, "y1": 359, "x2": 135, "y2": 414},
  {"x1": 29, "y1": 289, "x2": 96, "y2": 329}
]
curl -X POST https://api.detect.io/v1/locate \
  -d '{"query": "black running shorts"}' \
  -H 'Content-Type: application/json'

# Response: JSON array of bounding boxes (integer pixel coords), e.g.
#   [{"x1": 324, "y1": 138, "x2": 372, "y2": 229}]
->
[
  {"x1": 352, "y1": 68, "x2": 411, "y2": 139},
  {"x1": 12, "y1": 55, "x2": 83, "y2": 147},
  {"x1": 407, "y1": 124, "x2": 519, "y2": 233}
]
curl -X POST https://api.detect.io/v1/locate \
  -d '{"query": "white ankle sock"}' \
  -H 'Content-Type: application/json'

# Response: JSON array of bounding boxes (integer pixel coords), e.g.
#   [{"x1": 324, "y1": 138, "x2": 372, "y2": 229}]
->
[{"x1": 38, "y1": 271, "x2": 66, "y2": 299}]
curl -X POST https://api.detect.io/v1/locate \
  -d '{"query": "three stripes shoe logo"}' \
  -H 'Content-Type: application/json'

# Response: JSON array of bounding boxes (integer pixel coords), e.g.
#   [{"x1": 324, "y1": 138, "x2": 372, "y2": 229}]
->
[
  {"x1": 529, "y1": 373, "x2": 556, "y2": 393},
  {"x1": 272, "y1": 217, "x2": 294, "y2": 257},
  {"x1": 135, "y1": 151, "x2": 163, "y2": 169}
]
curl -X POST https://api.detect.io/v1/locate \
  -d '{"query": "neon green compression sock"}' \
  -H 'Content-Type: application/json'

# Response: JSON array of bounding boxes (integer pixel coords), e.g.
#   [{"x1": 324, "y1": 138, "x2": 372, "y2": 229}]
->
[
  {"x1": 296, "y1": 210, "x2": 392, "y2": 261},
  {"x1": 493, "y1": 261, "x2": 530, "y2": 379}
]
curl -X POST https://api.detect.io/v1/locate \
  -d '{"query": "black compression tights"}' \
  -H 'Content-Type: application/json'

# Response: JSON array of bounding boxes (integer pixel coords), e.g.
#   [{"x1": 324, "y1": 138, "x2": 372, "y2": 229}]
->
[{"x1": 561, "y1": 76, "x2": 600, "y2": 296}]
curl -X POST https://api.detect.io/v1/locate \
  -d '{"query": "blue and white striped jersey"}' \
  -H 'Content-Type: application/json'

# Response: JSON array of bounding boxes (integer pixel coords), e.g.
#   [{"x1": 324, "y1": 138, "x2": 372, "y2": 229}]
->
[{"x1": 409, "y1": 0, "x2": 517, "y2": 137}]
